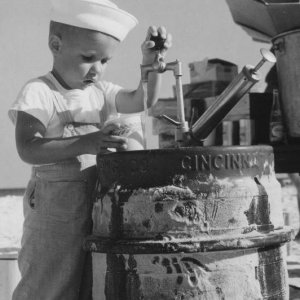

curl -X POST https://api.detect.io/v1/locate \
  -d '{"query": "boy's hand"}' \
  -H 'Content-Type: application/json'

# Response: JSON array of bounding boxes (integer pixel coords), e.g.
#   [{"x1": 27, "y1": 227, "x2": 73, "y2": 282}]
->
[
  {"x1": 84, "y1": 123, "x2": 128, "y2": 154},
  {"x1": 141, "y1": 26, "x2": 172, "y2": 65}
]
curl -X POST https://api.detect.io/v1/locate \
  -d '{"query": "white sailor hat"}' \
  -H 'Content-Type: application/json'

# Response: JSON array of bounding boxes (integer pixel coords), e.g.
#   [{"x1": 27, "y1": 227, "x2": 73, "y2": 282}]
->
[{"x1": 50, "y1": 0, "x2": 138, "y2": 41}]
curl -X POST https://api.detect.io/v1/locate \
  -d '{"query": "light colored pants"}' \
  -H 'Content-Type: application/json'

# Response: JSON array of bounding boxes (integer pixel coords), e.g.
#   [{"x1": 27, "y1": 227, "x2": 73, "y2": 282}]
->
[{"x1": 13, "y1": 162, "x2": 97, "y2": 300}]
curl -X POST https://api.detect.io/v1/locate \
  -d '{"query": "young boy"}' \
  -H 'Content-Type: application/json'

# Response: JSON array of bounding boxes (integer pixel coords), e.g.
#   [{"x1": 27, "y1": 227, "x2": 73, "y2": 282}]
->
[{"x1": 8, "y1": 0, "x2": 172, "y2": 299}]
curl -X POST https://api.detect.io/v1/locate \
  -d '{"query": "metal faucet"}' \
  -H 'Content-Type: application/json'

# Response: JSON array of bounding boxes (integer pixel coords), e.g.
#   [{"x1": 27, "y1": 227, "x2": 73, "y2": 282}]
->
[
  {"x1": 141, "y1": 47, "x2": 276, "y2": 148},
  {"x1": 141, "y1": 52, "x2": 189, "y2": 146}
]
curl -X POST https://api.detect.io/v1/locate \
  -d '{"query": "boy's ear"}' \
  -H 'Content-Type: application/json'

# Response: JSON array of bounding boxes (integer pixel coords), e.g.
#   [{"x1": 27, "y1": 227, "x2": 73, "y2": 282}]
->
[{"x1": 49, "y1": 35, "x2": 62, "y2": 55}]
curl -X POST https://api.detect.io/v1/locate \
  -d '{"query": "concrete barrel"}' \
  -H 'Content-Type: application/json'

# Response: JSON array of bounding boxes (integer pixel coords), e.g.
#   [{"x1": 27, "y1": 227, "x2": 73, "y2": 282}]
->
[{"x1": 85, "y1": 146, "x2": 292, "y2": 299}]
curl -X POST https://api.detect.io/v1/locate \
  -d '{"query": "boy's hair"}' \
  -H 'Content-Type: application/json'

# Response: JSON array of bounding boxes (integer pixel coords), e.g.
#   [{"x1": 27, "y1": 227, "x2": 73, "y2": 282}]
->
[{"x1": 49, "y1": 20, "x2": 78, "y2": 38}]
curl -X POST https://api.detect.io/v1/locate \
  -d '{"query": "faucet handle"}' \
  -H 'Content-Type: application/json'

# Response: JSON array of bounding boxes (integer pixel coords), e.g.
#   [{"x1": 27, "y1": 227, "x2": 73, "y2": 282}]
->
[
  {"x1": 150, "y1": 34, "x2": 166, "y2": 51},
  {"x1": 252, "y1": 48, "x2": 277, "y2": 73},
  {"x1": 261, "y1": 48, "x2": 276, "y2": 63},
  {"x1": 157, "y1": 114, "x2": 181, "y2": 126}
]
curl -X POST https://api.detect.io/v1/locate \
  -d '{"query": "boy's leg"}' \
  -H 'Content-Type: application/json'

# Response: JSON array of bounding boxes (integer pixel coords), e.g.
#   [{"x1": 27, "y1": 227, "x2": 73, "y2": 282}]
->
[
  {"x1": 13, "y1": 224, "x2": 92, "y2": 300},
  {"x1": 13, "y1": 168, "x2": 96, "y2": 300}
]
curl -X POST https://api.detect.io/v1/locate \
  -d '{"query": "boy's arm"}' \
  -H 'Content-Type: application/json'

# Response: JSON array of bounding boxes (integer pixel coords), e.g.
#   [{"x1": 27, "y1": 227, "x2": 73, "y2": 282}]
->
[
  {"x1": 15, "y1": 111, "x2": 127, "y2": 165},
  {"x1": 116, "y1": 26, "x2": 172, "y2": 114}
]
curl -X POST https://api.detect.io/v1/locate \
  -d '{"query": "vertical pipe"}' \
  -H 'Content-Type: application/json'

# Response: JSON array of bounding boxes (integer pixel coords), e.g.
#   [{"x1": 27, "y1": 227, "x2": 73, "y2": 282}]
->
[{"x1": 175, "y1": 75, "x2": 185, "y2": 125}]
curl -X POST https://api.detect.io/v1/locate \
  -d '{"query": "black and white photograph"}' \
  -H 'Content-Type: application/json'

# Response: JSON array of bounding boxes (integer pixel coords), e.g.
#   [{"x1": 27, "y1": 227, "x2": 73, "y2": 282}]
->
[{"x1": 1, "y1": 0, "x2": 300, "y2": 299}]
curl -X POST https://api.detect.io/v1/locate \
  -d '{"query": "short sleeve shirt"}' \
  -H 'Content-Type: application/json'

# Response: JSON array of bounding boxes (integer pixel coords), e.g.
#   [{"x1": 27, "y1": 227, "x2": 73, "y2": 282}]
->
[{"x1": 8, "y1": 72, "x2": 122, "y2": 138}]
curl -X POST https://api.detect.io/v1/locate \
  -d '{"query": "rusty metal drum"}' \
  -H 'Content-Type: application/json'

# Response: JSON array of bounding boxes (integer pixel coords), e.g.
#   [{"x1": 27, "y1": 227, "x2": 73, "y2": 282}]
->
[
  {"x1": 273, "y1": 29, "x2": 300, "y2": 141},
  {"x1": 85, "y1": 146, "x2": 292, "y2": 299}
]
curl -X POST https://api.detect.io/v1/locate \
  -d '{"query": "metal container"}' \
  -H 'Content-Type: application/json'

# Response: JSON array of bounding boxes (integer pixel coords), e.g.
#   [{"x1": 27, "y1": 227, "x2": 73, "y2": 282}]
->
[
  {"x1": 86, "y1": 146, "x2": 292, "y2": 299},
  {"x1": 273, "y1": 29, "x2": 300, "y2": 141}
]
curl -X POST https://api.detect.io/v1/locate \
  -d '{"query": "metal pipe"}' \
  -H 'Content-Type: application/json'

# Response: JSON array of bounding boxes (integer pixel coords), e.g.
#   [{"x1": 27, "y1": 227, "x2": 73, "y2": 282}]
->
[
  {"x1": 166, "y1": 61, "x2": 189, "y2": 143},
  {"x1": 191, "y1": 65, "x2": 260, "y2": 141},
  {"x1": 190, "y1": 49, "x2": 276, "y2": 142},
  {"x1": 141, "y1": 59, "x2": 189, "y2": 144}
]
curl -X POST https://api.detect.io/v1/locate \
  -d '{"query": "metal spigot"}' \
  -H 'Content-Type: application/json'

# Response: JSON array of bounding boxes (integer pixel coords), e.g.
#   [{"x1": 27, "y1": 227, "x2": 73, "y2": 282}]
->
[
  {"x1": 141, "y1": 54, "x2": 189, "y2": 146},
  {"x1": 141, "y1": 53, "x2": 166, "y2": 82}
]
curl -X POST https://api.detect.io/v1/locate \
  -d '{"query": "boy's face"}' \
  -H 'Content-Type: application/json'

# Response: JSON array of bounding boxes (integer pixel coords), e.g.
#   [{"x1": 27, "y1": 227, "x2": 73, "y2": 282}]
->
[{"x1": 52, "y1": 27, "x2": 120, "y2": 90}]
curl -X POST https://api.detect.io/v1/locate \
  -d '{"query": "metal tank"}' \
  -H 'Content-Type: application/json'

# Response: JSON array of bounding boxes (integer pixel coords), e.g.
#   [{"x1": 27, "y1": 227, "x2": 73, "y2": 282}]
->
[
  {"x1": 84, "y1": 47, "x2": 292, "y2": 299},
  {"x1": 273, "y1": 29, "x2": 300, "y2": 142},
  {"x1": 86, "y1": 146, "x2": 291, "y2": 299}
]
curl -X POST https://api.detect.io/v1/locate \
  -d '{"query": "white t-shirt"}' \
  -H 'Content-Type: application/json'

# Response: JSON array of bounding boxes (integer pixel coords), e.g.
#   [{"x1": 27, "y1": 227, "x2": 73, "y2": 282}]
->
[{"x1": 8, "y1": 72, "x2": 122, "y2": 138}]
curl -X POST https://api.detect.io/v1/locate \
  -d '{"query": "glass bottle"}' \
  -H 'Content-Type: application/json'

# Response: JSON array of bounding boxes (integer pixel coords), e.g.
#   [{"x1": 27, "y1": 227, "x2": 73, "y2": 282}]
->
[{"x1": 269, "y1": 89, "x2": 285, "y2": 144}]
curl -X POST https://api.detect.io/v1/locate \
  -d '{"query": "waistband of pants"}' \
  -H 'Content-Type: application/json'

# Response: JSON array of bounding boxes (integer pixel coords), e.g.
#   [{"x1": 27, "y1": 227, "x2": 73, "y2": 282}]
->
[{"x1": 31, "y1": 159, "x2": 97, "y2": 182}]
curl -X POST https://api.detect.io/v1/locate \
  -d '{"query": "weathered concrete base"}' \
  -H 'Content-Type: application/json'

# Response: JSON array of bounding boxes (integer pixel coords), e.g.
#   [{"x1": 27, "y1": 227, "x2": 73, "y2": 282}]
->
[
  {"x1": 93, "y1": 147, "x2": 284, "y2": 241},
  {"x1": 90, "y1": 147, "x2": 291, "y2": 299},
  {"x1": 92, "y1": 245, "x2": 288, "y2": 300}
]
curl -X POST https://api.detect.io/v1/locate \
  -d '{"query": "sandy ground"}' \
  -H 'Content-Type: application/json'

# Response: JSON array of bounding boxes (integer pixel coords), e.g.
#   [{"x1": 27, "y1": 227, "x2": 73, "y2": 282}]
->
[
  {"x1": 0, "y1": 195, "x2": 23, "y2": 251},
  {"x1": 1, "y1": 173, "x2": 300, "y2": 299}
]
